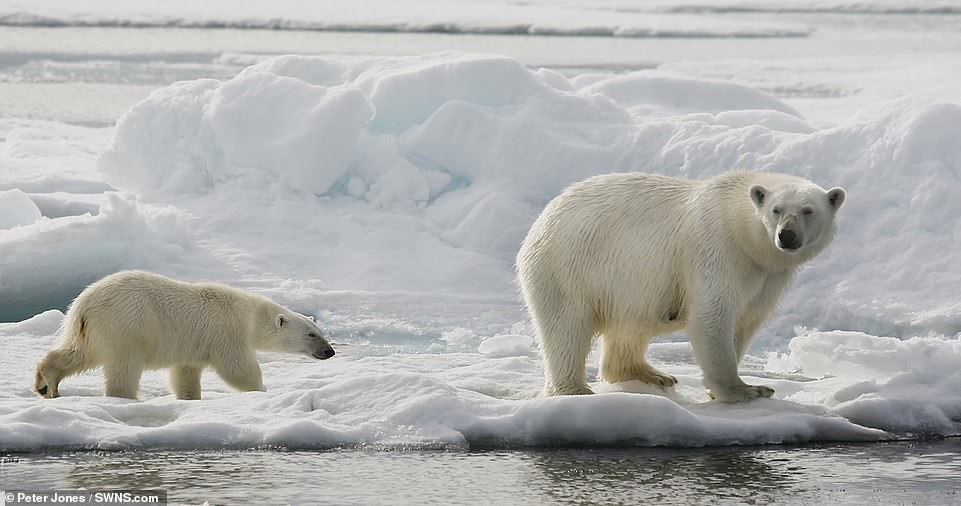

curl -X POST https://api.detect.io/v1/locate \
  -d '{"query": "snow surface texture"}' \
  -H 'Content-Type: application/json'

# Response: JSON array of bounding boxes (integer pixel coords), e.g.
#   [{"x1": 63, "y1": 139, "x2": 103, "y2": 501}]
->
[
  {"x1": 2, "y1": 52, "x2": 961, "y2": 450},
  {"x1": 2, "y1": 311, "x2": 937, "y2": 451}
]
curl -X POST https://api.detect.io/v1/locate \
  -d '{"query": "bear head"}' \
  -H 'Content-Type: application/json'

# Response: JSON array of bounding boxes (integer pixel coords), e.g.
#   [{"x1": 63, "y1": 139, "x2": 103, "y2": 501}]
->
[
  {"x1": 273, "y1": 311, "x2": 336, "y2": 360},
  {"x1": 749, "y1": 181, "x2": 845, "y2": 258}
]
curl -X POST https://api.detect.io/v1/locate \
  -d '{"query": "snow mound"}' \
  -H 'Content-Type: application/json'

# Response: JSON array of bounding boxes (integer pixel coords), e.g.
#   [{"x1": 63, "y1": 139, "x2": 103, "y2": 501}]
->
[
  {"x1": 211, "y1": 72, "x2": 373, "y2": 195},
  {"x1": 478, "y1": 334, "x2": 535, "y2": 358},
  {"x1": 0, "y1": 309, "x2": 63, "y2": 337},
  {"x1": 767, "y1": 330, "x2": 961, "y2": 435},
  {"x1": 0, "y1": 194, "x2": 200, "y2": 322},
  {"x1": 98, "y1": 79, "x2": 221, "y2": 194},
  {"x1": 98, "y1": 53, "x2": 961, "y2": 344},
  {"x1": 0, "y1": 188, "x2": 41, "y2": 229}
]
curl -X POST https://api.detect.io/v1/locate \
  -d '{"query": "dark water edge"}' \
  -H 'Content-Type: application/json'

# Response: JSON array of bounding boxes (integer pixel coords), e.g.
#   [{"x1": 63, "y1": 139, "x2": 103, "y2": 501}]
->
[
  {"x1": 0, "y1": 16, "x2": 810, "y2": 39},
  {"x1": 2, "y1": 440, "x2": 960, "y2": 505}
]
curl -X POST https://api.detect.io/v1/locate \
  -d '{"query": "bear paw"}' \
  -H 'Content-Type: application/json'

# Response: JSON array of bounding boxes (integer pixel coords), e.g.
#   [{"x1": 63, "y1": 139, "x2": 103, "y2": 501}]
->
[
  {"x1": 34, "y1": 369, "x2": 58, "y2": 399},
  {"x1": 639, "y1": 369, "x2": 678, "y2": 388},
  {"x1": 549, "y1": 384, "x2": 595, "y2": 396},
  {"x1": 708, "y1": 384, "x2": 774, "y2": 403}
]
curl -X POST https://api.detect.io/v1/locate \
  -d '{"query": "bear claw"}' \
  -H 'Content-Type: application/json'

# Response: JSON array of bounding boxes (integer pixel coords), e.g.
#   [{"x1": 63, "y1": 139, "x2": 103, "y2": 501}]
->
[
  {"x1": 551, "y1": 385, "x2": 594, "y2": 396},
  {"x1": 651, "y1": 373, "x2": 678, "y2": 388},
  {"x1": 709, "y1": 384, "x2": 775, "y2": 403}
]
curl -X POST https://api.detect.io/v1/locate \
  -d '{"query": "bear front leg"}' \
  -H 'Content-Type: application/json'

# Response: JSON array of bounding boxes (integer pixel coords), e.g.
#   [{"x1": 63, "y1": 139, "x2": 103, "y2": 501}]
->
[
  {"x1": 687, "y1": 292, "x2": 773, "y2": 403},
  {"x1": 103, "y1": 360, "x2": 144, "y2": 400},
  {"x1": 735, "y1": 272, "x2": 793, "y2": 362},
  {"x1": 170, "y1": 365, "x2": 204, "y2": 400},
  {"x1": 35, "y1": 354, "x2": 66, "y2": 399},
  {"x1": 735, "y1": 311, "x2": 768, "y2": 364},
  {"x1": 35, "y1": 365, "x2": 59, "y2": 399},
  {"x1": 35, "y1": 347, "x2": 90, "y2": 398},
  {"x1": 535, "y1": 304, "x2": 596, "y2": 396},
  {"x1": 213, "y1": 353, "x2": 266, "y2": 393}
]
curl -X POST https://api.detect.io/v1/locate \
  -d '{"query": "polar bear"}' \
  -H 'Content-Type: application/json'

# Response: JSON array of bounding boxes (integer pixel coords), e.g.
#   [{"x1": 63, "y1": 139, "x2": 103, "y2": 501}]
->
[
  {"x1": 517, "y1": 171, "x2": 845, "y2": 402},
  {"x1": 33, "y1": 270, "x2": 335, "y2": 400}
]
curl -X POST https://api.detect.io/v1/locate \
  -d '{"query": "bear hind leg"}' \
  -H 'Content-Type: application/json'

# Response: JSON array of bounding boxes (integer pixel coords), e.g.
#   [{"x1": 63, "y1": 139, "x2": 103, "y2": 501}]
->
[
  {"x1": 600, "y1": 335, "x2": 677, "y2": 388},
  {"x1": 170, "y1": 365, "x2": 204, "y2": 400},
  {"x1": 530, "y1": 300, "x2": 596, "y2": 396}
]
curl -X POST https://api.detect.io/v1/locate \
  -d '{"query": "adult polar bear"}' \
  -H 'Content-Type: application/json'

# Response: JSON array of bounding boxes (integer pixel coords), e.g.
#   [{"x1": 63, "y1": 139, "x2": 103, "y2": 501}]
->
[
  {"x1": 517, "y1": 171, "x2": 845, "y2": 402},
  {"x1": 34, "y1": 270, "x2": 335, "y2": 400}
]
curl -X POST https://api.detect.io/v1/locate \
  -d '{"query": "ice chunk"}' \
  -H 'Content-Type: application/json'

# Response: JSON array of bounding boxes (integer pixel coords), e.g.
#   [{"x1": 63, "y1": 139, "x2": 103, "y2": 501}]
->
[{"x1": 0, "y1": 189, "x2": 41, "y2": 229}]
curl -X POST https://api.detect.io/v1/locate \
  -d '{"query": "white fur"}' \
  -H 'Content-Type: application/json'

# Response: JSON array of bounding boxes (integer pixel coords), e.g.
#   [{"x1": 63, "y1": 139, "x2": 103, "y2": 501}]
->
[
  {"x1": 34, "y1": 270, "x2": 334, "y2": 400},
  {"x1": 517, "y1": 171, "x2": 845, "y2": 402}
]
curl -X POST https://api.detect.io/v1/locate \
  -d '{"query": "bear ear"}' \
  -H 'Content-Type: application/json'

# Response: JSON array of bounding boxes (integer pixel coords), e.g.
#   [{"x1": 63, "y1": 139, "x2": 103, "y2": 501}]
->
[
  {"x1": 826, "y1": 187, "x2": 846, "y2": 210},
  {"x1": 749, "y1": 185, "x2": 767, "y2": 208},
  {"x1": 275, "y1": 314, "x2": 287, "y2": 329}
]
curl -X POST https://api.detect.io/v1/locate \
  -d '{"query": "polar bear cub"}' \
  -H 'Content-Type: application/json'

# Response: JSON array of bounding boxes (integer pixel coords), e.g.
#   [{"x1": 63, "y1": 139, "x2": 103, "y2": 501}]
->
[
  {"x1": 517, "y1": 171, "x2": 845, "y2": 402},
  {"x1": 34, "y1": 270, "x2": 335, "y2": 400}
]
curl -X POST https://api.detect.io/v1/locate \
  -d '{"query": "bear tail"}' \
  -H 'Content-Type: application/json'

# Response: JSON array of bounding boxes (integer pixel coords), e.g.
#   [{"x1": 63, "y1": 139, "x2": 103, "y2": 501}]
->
[
  {"x1": 61, "y1": 306, "x2": 88, "y2": 344},
  {"x1": 53, "y1": 306, "x2": 91, "y2": 365}
]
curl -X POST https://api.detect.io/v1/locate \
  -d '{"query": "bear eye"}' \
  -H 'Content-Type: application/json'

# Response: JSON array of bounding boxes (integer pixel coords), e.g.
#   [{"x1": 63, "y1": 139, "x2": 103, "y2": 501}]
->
[
  {"x1": 308, "y1": 332, "x2": 319, "y2": 338},
  {"x1": 802, "y1": 207, "x2": 814, "y2": 216},
  {"x1": 772, "y1": 207, "x2": 782, "y2": 215}
]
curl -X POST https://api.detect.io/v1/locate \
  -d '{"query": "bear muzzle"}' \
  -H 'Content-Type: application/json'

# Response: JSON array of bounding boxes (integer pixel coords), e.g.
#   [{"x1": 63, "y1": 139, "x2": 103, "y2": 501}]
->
[
  {"x1": 311, "y1": 346, "x2": 336, "y2": 360},
  {"x1": 777, "y1": 228, "x2": 802, "y2": 251}
]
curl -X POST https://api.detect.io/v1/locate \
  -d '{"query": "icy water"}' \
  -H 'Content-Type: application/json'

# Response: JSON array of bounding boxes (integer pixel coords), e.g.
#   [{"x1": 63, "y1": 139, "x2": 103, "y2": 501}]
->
[
  {"x1": 3, "y1": 440, "x2": 961, "y2": 505},
  {"x1": 5, "y1": 13, "x2": 961, "y2": 505}
]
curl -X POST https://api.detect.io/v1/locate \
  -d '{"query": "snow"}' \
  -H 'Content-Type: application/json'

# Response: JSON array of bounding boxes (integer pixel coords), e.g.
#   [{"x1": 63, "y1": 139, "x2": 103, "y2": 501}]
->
[
  {"x1": 579, "y1": 74, "x2": 803, "y2": 117},
  {"x1": 1, "y1": 311, "x2": 904, "y2": 451},
  {"x1": 0, "y1": 188, "x2": 40, "y2": 229},
  {"x1": 2, "y1": 9, "x2": 961, "y2": 450},
  {"x1": 478, "y1": 334, "x2": 536, "y2": 358},
  {"x1": 88, "y1": 53, "x2": 961, "y2": 342},
  {"x1": 0, "y1": 193, "x2": 198, "y2": 322},
  {"x1": 766, "y1": 331, "x2": 961, "y2": 434}
]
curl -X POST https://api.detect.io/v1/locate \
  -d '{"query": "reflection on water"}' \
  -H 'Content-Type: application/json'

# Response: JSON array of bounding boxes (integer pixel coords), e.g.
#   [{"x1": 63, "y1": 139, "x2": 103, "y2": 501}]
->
[
  {"x1": 2, "y1": 440, "x2": 960, "y2": 505},
  {"x1": 530, "y1": 447, "x2": 792, "y2": 504}
]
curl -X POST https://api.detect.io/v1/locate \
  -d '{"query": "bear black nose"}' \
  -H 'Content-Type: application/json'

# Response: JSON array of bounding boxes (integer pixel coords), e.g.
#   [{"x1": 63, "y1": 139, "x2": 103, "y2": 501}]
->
[
  {"x1": 323, "y1": 348, "x2": 335, "y2": 359},
  {"x1": 778, "y1": 229, "x2": 800, "y2": 250},
  {"x1": 37, "y1": 386, "x2": 48, "y2": 396}
]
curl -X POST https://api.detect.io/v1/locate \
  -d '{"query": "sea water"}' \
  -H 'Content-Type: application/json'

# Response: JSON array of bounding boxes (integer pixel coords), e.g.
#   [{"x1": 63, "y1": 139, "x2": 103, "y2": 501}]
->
[{"x1": 3, "y1": 440, "x2": 961, "y2": 505}]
